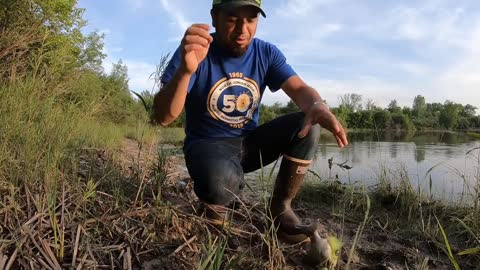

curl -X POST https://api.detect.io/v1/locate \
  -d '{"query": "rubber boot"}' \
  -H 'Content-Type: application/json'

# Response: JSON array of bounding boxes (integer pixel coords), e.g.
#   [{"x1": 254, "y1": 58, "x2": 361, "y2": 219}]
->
[{"x1": 270, "y1": 155, "x2": 317, "y2": 243}]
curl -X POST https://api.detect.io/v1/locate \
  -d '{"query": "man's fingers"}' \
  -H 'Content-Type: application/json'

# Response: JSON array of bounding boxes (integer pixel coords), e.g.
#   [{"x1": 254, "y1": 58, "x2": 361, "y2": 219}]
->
[
  {"x1": 184, "y1": 35, "x2": 210, "y2": 48},
  {"x1": 333, "y1": 127, "x2": 348, "y2": 148},
  {"x1": 334, "y1": 134, "x2": 344, "y2": 148},
  {"x1": 184, "y1": 43, "x2": 207, "y2": 53},
  {"x1": 298, "y1": 121, "x2": 313, "y2": 138},
  {"x1": 185, "y1": 25, "x2": 213, "y2": 43},
  {"x1": 337, "y1": 125, "x2": 348, "y2": 147},
  {"x1": 191, "y1": 23, "x2": 210, "y2": 31},
  {"x1": 340, "y1": 131, "x2": 348, "y2": 147}
]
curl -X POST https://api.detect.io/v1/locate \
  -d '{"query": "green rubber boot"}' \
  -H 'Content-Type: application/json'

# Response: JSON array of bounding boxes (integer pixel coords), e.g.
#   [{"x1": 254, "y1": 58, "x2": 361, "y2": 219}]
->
[{"x1": 270, "y1": 155, "x2": 316, "y2": 243}]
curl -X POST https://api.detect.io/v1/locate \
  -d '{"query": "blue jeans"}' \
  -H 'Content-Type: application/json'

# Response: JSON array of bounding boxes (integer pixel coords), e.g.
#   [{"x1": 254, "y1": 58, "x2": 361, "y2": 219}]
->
[{"x1": 184, "y1": 112, "x2": 321, "y2": 205}]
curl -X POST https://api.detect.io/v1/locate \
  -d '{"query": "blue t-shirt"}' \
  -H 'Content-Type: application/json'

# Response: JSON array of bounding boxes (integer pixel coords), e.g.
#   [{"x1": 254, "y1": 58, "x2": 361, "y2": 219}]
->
[{"x1": 161, "y1": 35, "x2": 296, "y2": 150}]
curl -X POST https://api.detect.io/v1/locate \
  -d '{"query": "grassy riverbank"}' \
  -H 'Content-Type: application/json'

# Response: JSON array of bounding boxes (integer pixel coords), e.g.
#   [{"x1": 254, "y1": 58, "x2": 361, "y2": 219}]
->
[
  {"x1": 298, "y1": 174, "x2": 480, "y2": 269},
  {"x1": 1, "y1": 96, "x2": 479, "y2": 269}
]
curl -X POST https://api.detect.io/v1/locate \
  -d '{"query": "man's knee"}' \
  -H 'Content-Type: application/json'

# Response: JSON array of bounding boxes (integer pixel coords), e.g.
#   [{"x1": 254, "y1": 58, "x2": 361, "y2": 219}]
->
[
  {"x1": 289, "y1": 112, "x2": 321, "y2": 146},
  {"x1": 302, "y1": 123, "x2": 321, "y2": 147},
  {"x1": 289, "y1": 118, "x2": 321, "y2": 160},
  {"x1": 190, "y1": 158, "x2": 244, "y2": 205}
]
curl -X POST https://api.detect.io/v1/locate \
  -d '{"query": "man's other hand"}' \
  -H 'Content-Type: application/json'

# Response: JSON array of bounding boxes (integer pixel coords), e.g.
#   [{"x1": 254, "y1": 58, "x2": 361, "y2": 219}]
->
[{"x1": 298, "y1": 102, "x2": 348, "y2": 148}]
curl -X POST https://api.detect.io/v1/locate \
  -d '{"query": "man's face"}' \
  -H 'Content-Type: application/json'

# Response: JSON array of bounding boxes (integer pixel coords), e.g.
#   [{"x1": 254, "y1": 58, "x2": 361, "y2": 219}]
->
[{"x1": 212, "y1": 6, "x2": 259, "y2": 57}]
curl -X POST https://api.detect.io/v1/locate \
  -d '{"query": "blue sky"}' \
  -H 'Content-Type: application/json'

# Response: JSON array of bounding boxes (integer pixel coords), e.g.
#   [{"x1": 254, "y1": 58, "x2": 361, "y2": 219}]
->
[{"x1": 78, "y1": 0, "x2": 480, "y2": 109}]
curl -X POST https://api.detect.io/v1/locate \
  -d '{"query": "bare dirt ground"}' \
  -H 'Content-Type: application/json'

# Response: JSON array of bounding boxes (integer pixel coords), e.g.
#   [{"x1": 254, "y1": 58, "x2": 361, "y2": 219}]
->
[{"x1": 93, "y1": 138, "x2": 472, "y2": 270}]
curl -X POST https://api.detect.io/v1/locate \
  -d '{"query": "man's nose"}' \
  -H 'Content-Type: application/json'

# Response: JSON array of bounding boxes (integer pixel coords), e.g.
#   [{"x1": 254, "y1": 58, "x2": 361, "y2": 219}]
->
[{"x1": 235, "y1": 19, "x2": 248, "y2": 34}]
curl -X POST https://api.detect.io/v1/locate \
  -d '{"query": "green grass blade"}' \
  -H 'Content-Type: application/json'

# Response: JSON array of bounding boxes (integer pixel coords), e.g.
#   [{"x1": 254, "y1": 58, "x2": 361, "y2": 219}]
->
[
  {"x1": 346, "y1": 193, "x2": 371, "y2": 270},
  {"x1": 458, "y1": 247, "x2": 480, "y2": 256},
  {"x1": 435, "y1": 216, "x2": 460, "y2": 270}
]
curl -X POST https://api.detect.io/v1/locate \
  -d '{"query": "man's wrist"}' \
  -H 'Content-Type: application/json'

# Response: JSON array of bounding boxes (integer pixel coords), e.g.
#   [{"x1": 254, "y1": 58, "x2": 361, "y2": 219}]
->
[
  {"x1": 178, "y1": 65, "x2": 195, "y2": 77},
  {"x1": 312, "y1": 99, "x2": 329, "y2": 109}
]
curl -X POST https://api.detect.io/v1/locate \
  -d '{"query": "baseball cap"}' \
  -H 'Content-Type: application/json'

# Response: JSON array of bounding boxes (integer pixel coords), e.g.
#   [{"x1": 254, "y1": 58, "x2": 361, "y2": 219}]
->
[{"x1": 212, "y1": 0, "x2": 266, "y2": 18}]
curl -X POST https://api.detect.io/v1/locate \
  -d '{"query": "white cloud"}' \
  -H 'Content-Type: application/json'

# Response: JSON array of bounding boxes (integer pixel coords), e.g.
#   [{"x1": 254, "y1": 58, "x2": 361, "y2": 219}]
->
[
  {"x1": 125, "y1": 60, "x2": 157, "y2": 92},
  {"x1": 306, "y1": 76, "x2": 416, "y2": 108},
  {"x1": 257, "y1": 0, "x2": 480, "y2": 108},
  {"x1": 397, "y1": 62, "x2": 430, "y2": 77},
  {"x1": 438, "y1": 23, "x2": 480, "y2": 105},
  {"x1": 160, "y1": 0, "x2": 190, "y2": 32},
  {"x1": 385, "y1": 5, "x2": 466, "y2": 47},
  {"x1": 262, "y1": 75, "x2": 416, "y2": 108},
  {"x1": 101, "y1": 45, "x2": 156, "y2": 93},
  {"x1": 275, "y1": 0, "x2": 341, "y2": 17}
]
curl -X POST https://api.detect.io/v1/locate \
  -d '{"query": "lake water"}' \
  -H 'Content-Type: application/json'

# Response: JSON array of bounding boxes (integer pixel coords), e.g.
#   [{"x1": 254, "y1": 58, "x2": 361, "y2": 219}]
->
[{"x1": 249, "y1": 131, "x2": 480, "y2": 203}]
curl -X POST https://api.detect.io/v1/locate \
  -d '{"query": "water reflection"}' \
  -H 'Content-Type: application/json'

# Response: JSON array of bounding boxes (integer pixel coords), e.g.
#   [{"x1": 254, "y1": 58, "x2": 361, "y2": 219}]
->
[
  {"x1": 390, "y1": 143, "x2": 398, "y2": 159},
  {"x1": 313, "y1": 131, "x2": 479, "y2": 202},
  {"x1": 249, "y1": 131, "x2": 478, "y2": 202},
  {"x1": 414, "y1": 144, "x2": 426, "y2": 162}
]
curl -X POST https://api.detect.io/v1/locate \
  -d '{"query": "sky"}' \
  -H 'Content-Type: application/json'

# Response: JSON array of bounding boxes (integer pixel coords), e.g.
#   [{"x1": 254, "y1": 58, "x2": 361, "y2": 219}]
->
[{"x1": 78, "y1": 0, "x2": 480, "y2": 109}]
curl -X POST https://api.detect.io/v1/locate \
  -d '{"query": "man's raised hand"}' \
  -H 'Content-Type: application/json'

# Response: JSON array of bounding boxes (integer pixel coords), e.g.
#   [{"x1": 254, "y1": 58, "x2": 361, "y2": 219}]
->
[{"x1": 181, "y1": 24, "x2": 213, "y2": 75}]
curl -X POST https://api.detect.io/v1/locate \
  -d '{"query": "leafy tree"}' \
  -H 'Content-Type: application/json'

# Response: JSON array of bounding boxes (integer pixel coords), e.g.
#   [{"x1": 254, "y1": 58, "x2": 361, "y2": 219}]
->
[
  {"x1": 388, "y1": 100, "x2": 401, "y2": 113},
  {"x1": 96, "y1": 60, "x2": 142, "y2": 123},
  {"x1": 346, "y1": 110, "x2": 373, "y2": 129},
  {"x1": 412, "y1": 95, "x2": 426, "y2": 119},
  {"x1": 469, "y1": 116, "x2": 480, "y2": 129},
  {"x1": 439, "y1": 101, "x2": 462, "y2": 130},
  {"x1": 280, "y1": 100, "x2": 299, "y2": 114},
  {"x1": 402, "y1": 107, "x2": 412, "y2": 118},
  {"x1": 391, "y1": 113, "x2": 413, "y2": 130},
  {"x1": 426, "y1": 103, "x2": 443, "y2": 114},
  {"x1": 259, "y1": 104, "x2": 277, "y2": 125},
  {"x1": 0, "y1": 0, "x2": 86, "y2": 79},
  {"x1": 365, "y1": 99, "x2": 377, "y2": 111},
  {"x1": 358, "y1": 110, "x2": 374, "y2": 129},
  {"x1": 460, "y1": 104, "x2": 477, "y2": 118},
  {"x1": 339, "y1": 93, "x2": 362, "y2": 112},
  {"x1": 373, "y1": 110, "x2": 391, "y2": 129},
  {"x1": 346, "y1": 111, "x2": 361, "y2": 128},
  {"x1": 79, "y1": 31, "x2": 106, "y2": 73},
  {"x1": 110, "y1": 59, "x2": 129, "y2": 91},
  {"x1": 331, "y1": 106, "x2": 350, "y2": 128},
  {"x1": 269, "y1": 102, "x2": 284, "y2": 115},
  {"x1": 457, "y1": 117, "x2": 471, "y2": 130}
]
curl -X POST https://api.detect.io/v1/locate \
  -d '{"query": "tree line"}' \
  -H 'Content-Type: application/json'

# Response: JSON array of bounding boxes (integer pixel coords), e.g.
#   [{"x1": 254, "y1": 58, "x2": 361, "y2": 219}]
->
[{"x1": 261, "y1": 94, "x2": 480, "y2": 131}]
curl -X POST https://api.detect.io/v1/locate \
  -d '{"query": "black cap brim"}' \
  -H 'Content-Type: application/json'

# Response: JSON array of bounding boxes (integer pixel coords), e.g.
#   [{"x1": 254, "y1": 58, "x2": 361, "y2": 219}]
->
[{"x1": 217, "y1": 1, "x2": 266, "y2": 18}]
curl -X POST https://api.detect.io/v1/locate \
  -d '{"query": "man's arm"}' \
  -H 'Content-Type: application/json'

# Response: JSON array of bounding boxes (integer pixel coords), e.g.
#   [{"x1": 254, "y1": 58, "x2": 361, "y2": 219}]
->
[
  {"x1": 153, "y1": 69, "x2": 192, "y2": 126},
  {"x1": 281, "y1": 75, "x2": 348, "y2": 148},
  {"x1": 152, "y1": 24, "x2": 213, "y2": 126},
  {"x1": 280, "y1": 75, "x2": 322, "y2": 112}
]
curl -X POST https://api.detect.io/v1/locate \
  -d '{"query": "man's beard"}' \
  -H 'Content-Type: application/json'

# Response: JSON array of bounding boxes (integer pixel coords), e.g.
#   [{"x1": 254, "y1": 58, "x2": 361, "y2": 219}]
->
[
  {"x1": 225, "y1": 44, "x2": 249, "y2": 57},
  {"x1": 215, "y1": 34, "x2": 250, "y2": 57}
]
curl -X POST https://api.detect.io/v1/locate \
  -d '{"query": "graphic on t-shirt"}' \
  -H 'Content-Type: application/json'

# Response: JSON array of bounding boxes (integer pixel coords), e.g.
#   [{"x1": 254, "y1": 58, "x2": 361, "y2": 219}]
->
[{"x1": 207, "y1": 74, "x2": 260, "y2": 129}]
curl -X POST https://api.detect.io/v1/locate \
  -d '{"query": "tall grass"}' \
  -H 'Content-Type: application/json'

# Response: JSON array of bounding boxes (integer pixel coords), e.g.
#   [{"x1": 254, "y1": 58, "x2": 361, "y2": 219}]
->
[
  {"x1": 158, "y1": 127, "x2": 185, "y2": 145},
  {"x1": 345, "y1": 194, "x2": 371, "y2": 270},
  {"x1": 0, "y1": 73, "x2": 85, "y2": 265},
  {"x1": 197, "y1": 230, "x2": 244, "y2": 270},
  {"x1": 0, "y1": 41, "x2": 160, "y2": 268}
]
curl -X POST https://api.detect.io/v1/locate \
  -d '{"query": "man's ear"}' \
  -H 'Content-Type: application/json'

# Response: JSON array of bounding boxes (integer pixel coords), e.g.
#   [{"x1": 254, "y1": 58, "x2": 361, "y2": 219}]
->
[{"x1": 210, "y1": 9, "x2": 217, "y2": 28}]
